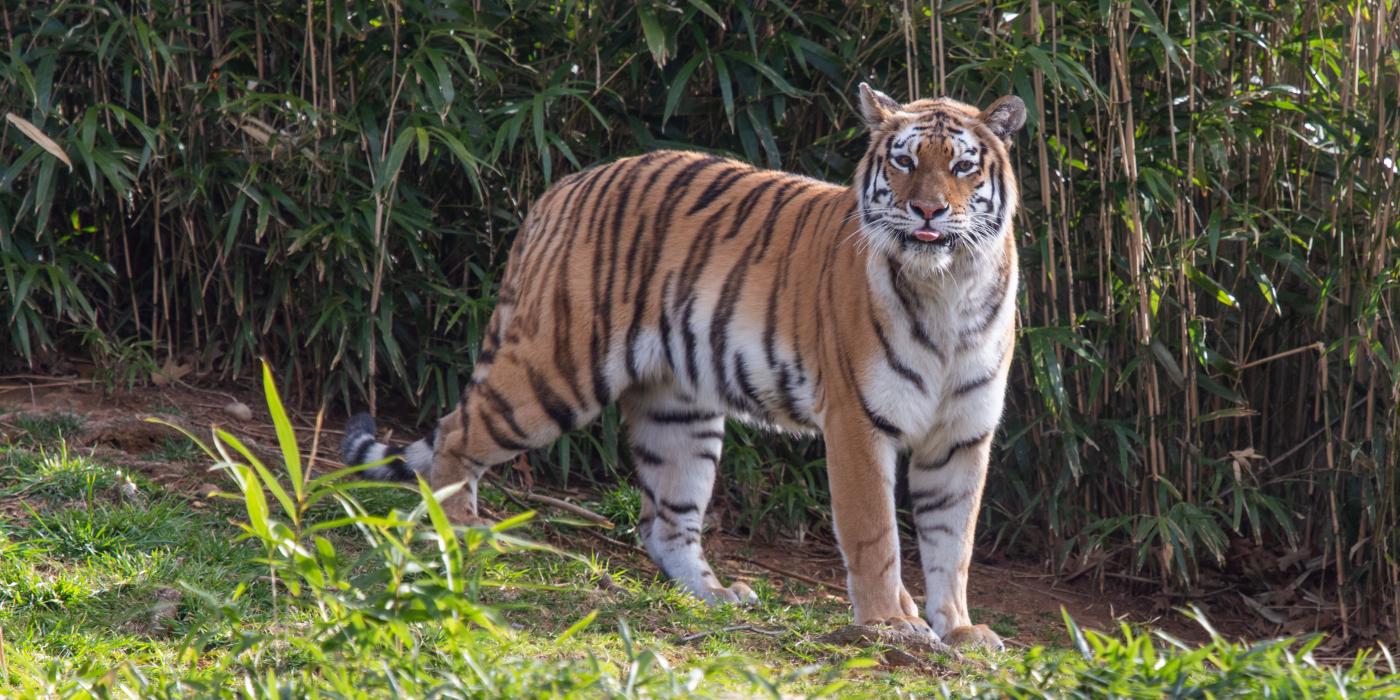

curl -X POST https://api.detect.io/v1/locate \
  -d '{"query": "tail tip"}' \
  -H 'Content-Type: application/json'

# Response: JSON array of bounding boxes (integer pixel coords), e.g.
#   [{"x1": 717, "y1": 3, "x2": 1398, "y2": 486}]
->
[
  {"x1": 342, "y1": 412, "x2": 377, "y2": 459},
  {"x1": 345, "y1": 412, "x2": 377, "y2": 436}
]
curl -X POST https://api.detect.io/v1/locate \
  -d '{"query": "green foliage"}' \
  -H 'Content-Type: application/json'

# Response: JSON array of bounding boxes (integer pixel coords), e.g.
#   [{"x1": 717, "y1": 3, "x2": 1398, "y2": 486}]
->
[
  {"x1": 952, "y1": 611, "x2": 1400, "y2": 699},
  {"x1": 1, "y1": 0, "x2": 1397, "y2": 634}
]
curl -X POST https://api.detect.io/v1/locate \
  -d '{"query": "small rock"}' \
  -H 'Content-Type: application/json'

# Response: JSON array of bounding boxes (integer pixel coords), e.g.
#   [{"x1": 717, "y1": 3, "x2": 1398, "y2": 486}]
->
[
  {"x1": 196, "y1": 483, "x2": 222, "y2": 498},
  {"x1": 124, "y1": 587, "x2": 183, "y2": 636},
  {"x1": 150, "y1": 587, "x2": 182, "y2": 620},
  {"x1": 223, "y1": 401, "x2": 253, "y2": 422}
]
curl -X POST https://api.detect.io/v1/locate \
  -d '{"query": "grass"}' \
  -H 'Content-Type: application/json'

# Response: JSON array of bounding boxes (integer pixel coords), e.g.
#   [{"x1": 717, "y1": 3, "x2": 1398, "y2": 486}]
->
[
  {"x1": 144, "y1": 435, "x2": 203, "y2": 463},
  {"x1": 6, "y1": 413, "x2": 84, "y2": 448},
  {"x1": 1, "y1": 369, "x2": 1397, "y2": 697}
]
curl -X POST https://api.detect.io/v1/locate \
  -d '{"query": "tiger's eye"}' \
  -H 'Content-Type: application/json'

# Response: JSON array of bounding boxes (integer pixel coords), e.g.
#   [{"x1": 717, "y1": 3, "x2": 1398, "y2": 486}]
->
[
  {"x1": 894, "y1": 155, "x2": 915, "y2": 169},
  {"x1": 953, "y1": 161, "x2": 975, "y2": 174}
]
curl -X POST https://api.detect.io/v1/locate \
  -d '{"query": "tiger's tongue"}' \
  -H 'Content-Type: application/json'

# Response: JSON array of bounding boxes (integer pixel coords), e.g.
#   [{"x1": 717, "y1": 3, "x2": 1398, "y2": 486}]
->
[{"x1": 913, "y1": 229, "x2": 943, "y2": 242}]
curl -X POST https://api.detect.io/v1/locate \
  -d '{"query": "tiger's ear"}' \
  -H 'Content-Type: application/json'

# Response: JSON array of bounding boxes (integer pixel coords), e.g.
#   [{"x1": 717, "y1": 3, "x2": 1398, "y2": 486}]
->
[
  {"x1": 858, "y1": 83, "x2": 900, "y2": 129},
  {"x1": 979, "y1": 95, "x2": 1027, "y2": 143}
]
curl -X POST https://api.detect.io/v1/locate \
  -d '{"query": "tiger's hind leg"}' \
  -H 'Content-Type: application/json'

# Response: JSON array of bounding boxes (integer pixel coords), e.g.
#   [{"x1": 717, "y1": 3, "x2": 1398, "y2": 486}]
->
[
  {"x1": 430, "y1": 341, "x2": 601, "y2": 525},
  {"x1": 621, "y1": 384, "x2": 756, "y2": 605}
]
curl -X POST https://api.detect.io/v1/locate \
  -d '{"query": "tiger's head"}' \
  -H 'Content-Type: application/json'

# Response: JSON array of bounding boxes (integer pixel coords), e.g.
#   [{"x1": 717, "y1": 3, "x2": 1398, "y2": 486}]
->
[{"x1": 852, "y1": 84, "x2": 1026, "y2": 271}]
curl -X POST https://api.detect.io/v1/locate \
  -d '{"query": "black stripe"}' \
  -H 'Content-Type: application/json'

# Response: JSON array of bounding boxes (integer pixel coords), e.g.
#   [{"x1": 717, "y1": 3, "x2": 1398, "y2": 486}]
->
[
  {"x1": 708, "y1": 180, "x2": 788, "y2": 402},
  {"x1": 582, "y1": 161, "x2": 635, "y2": 405},
  {"x1": 600, "y1": 156, "x2": 656, "y2": 387},
  {"x1": 551, "y1": 276, "x2": 588, "y2": 406},
  {"x1": 691, "y1": 430, "x2": 725, "y2": 441},
  {"x1": 475, "y1": 347, "x2": 495, "y2": 368},
  {"x1": 952, "y1": 370, "x2": 997, "y2": 397},
  {"x1": 753, "y1": 181, "x2": 809, "y2": 254},
  {"x1": 772, "y1": 365, "x2": 806, "y2": 426},
  {"x1": 732, "y1": 354, "x2": 764, "y2": 414},
  {"x1": 632, "y1": 444, "x2": 665, "y2": 466},
  {"x1": 622, "y1": 153, "x2": 689, "y2": 305},
  {"x1": 625, "y1": 158, "x2": 727, "y2": 378},
  {"x1": 525, "y1": 365, "x2": 577, "y2": 432},
  {"x1": 886, "y1": 256, "x2": 944, "y2": 360},
  {"x1": 910, "y1": 488, "x2": 968, "y2": 517},
  {"x1": 960, "y1": 258, "x2": 1013, "y2": 343},
  {"x1": 350, "y1": 436, "x2": 376, "y2": 466},
  {"x1": 872, "y1": 312, "x2": 926, "y2": 392},
  {"x1": 676, "y1": 203, "x2": 733, "y2": 385},
  {"x1": 481, "y1": 410, "x2": 531, "y2": 452},
  {"x1": 656, "y1": 271, "x2": 677, "y2": 372},
  {"x1": 686, "y1": 165, "x2": 752, "y2": 215},
  {"x1": 661, "y1": 499, "x2": 699, "y2": 514},
  {"x1": 663, "y1": 528, "x2": 701, "y2": 542},
  {"x1": 913, "y1": 432, "x2": 990, "y2": 471},
  {"x1": 918, "y1": 524, "x2": 958, "y2": 544},
  {"x1": 858, "y1": 393, "x2": 902, "y2": 437},
  {"x1": 764, "y1": 193, "x2": 820, "y2": 375},
  {"x1": 648, "y1": 410, "x2": 722, "y2": 424},
  {"x1": 479, "y1": 384, "x2": 529, "y2": 440},
  {"x1": 991, "y1": 161, "x2": 1008, "y2": 227},
  {"x1": 694, "y1": 450, "x2": 720, "y2": 466}
]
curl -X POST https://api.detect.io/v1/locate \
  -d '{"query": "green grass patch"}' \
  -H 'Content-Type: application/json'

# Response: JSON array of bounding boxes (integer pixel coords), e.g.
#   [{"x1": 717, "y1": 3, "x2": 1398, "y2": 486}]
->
[
  {"x1": 7, "y1": 412, "x2": 85, "y2": 448},
  {"x1": 144, "y1": 435, "x2": 203, "y2": 463},
  {"x1": 2, "y1": 369, "x2": 1396, "y2": 697},
  {"x1": 4, "y1": 437, "x2": 1395, "y2": 698}
]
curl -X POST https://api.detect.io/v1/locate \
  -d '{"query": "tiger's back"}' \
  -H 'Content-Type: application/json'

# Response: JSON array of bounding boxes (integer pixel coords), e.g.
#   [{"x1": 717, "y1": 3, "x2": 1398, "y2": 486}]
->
[
  {"x1": 342, "y1": 85, "x2": 1027, "y2": 647},
  {"x1": 482, "y1": 151, "x2": 863, "y2": 434}
]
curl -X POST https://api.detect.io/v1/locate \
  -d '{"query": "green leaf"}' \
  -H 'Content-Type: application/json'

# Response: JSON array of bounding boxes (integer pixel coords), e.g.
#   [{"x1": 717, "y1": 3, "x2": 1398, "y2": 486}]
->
[
  {"x1": 662, "y1": 53, "x2": 705, "y2": 127},
  {"x1": 556, "y1": 610, "x2": 598, "y2": 644},
  {"x1": 714, "y1": 55, "x2": 735, "y2": 130},
  {"x1": 686, "y1": 0, "x2": 725, "y2": 28},
  {"x1": 637, "y1": 3, "x2": 669, "y2": 67},
  {"x1": 1183, "y1": 262, "x2": 1238, "y2": 309},
  {"x1": 216, "y1": 427, "x2": 295, "y2": 526},
  {"x1": 262, "y1": 361, "x2": 304, "y2": 503}
]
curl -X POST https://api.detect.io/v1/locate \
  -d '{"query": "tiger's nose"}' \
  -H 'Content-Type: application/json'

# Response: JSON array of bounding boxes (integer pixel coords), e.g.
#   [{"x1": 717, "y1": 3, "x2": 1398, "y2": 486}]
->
[{"x1": 909, "y1": 200, "x2": 947, "y2": 221}]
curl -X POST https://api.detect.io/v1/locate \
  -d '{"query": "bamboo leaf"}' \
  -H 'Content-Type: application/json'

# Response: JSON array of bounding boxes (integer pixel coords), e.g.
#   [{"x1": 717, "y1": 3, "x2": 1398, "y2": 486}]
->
[{"x1": 5, "y1": 113, "x2": 71, "y2": 169}]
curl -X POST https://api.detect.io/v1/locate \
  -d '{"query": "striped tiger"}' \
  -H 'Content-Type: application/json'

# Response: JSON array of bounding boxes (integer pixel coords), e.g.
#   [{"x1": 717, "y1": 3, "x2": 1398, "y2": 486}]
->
[{"x1": 342, "y1": 84, "x2": 1025, "y2": 648}]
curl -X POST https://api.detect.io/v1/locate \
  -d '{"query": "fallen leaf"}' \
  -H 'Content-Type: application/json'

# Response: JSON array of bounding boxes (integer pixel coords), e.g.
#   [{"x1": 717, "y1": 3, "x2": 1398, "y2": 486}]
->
[
  {"x1": 151, "y1": 359, "x2": 193, "y2": 386},
  {"x1": 511, "y1": 454, "x2": 534, "y2": 491}
]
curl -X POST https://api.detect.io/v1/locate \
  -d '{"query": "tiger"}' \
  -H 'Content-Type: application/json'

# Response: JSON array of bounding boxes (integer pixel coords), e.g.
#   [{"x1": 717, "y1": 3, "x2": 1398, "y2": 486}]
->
[{"x1": 342, "y1": 84, "x2": 1026, "y2": 648}]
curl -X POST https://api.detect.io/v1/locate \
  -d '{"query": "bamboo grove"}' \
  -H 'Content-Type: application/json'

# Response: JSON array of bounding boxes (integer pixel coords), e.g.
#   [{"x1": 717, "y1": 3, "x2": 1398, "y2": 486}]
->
[{"x1": 1, "y1": 1, "x2": 1396, "y2": 641}]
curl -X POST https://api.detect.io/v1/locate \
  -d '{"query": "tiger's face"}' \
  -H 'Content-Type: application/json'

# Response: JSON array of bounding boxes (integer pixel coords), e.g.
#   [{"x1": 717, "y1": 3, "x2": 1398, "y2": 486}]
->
[{"x1": 854, "y1": 84, "x2": 1026, "y2": 270}]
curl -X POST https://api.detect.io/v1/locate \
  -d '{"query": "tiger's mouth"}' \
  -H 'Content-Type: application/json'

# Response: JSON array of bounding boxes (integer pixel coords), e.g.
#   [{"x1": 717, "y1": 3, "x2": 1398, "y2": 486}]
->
[{"x1": 901, "y1": 226, "x2": 956, "y2": 249}]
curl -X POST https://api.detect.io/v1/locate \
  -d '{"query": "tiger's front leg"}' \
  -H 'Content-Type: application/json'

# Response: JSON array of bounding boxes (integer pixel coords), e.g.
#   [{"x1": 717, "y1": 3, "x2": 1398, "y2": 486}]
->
[
  {"x1": 907, "y1": 431, "x2": 1003, "y2": 649},
  {"x1": 824, "y1": 414, "x2": 928, "y2": 634}
]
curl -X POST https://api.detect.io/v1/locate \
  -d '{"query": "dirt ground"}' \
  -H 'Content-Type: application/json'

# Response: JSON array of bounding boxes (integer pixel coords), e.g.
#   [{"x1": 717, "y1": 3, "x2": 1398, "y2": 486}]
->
[{"x1": 0, "y1": 376, "x2": 1297, "y2": 650}]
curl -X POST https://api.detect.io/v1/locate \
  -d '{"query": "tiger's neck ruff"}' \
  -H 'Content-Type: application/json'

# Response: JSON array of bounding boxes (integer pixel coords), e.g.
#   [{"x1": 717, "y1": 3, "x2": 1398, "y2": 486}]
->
[{"x1": 341, "y1": 85, "x2": 1027, "y2": 650}]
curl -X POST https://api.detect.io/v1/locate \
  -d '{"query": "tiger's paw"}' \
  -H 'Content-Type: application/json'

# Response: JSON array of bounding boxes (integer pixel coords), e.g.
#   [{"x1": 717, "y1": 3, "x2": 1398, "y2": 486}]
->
[
  {"x1": 698, "y1": 581, "x2": 759, "y2": 606},
  {"x1": 817, "y1": 617, "x2": 948, "y2": 656},
  {"x1": 870, "y1": 614, "x2": 937, "y2": 638},
  {"x1": 440, "y1": 500, "x2": 495, "y2": 528},
  {"x1": 943, "y1": 624, "x2": 1004, "y2": 651},
  {"x1": 456, "y1": 514, "x2": 496, "y2": 528}
]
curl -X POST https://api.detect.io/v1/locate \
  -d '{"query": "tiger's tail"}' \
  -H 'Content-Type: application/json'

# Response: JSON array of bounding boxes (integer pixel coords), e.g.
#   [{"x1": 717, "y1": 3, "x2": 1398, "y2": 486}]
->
[{"x1": 340, "y1": 413, "x2": 436, "y2": 481}]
